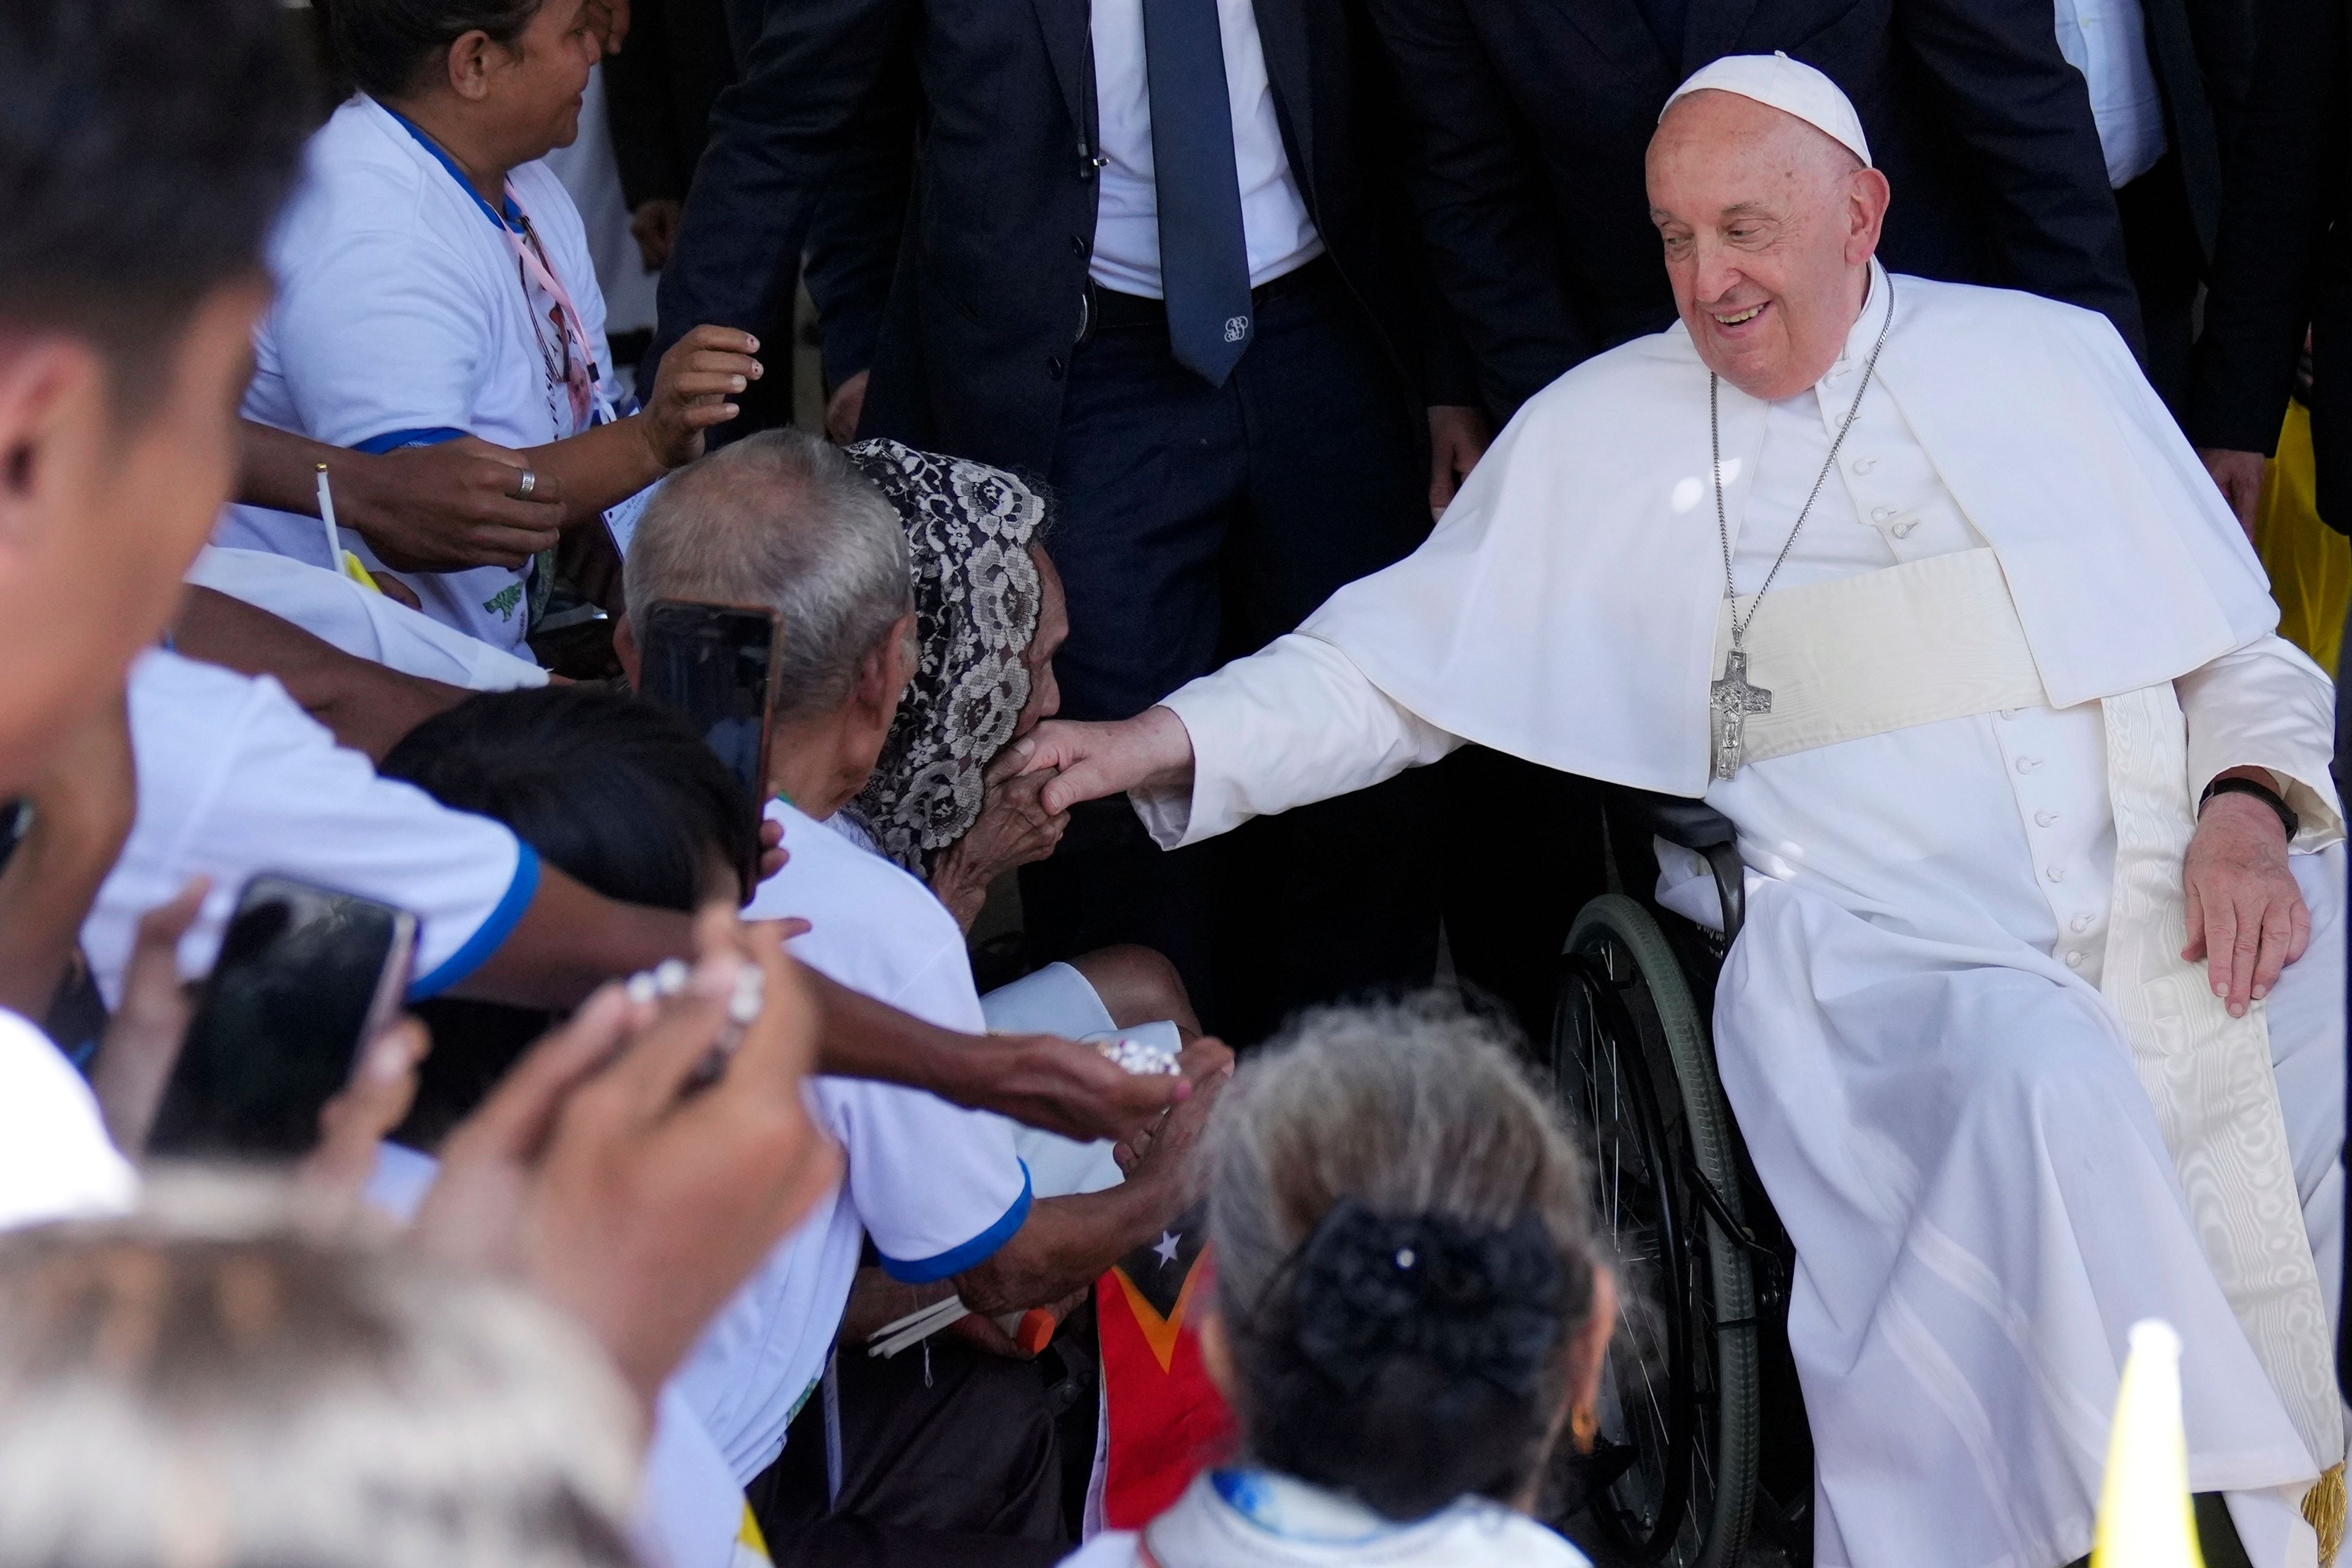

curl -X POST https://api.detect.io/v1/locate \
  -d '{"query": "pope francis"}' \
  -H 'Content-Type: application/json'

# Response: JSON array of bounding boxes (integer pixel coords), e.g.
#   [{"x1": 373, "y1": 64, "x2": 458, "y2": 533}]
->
[{"x1": 1012, "y1": 51, "x2": 2350, "y2": 1568}]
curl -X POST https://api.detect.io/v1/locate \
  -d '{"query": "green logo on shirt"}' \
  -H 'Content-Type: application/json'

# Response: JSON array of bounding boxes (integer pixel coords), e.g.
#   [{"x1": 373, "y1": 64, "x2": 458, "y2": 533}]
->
[{"x1": 483, "y1": 582, "x2": 524, "y2": 622}]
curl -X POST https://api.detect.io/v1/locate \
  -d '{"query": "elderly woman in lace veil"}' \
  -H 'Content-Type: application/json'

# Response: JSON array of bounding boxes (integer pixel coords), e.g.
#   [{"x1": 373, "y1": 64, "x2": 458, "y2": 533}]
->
[
  {"x1": 839, "y1": 439, "x2": 1199, "y2": 1050},
  {"x1": 1060, "y1": 995, "x2": 1617, "y2": 1568}
]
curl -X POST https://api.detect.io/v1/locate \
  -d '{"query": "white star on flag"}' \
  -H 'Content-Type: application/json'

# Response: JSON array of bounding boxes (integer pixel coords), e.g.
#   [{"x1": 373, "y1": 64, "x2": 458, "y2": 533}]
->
[{"x1": 1152, "y1": 1231, "x2": 1182, "y2": 1268}]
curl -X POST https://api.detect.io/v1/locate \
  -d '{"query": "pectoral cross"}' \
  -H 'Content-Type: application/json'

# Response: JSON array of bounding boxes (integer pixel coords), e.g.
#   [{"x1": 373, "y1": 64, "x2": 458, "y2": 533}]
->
[{"x1": 1709, "y1": 648, "x2": 1772, "y2": 780}]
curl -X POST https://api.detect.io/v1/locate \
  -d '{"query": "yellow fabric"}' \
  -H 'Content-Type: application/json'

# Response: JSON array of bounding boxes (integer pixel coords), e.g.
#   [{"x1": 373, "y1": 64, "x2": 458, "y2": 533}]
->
[{"x1": 2253, "y1": 402, "x2": 2348, "y2": 676}]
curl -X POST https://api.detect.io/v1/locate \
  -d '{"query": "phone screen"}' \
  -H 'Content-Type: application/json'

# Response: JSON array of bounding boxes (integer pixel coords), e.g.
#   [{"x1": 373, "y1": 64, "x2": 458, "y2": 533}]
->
[
  {"x1": 146, "y1": 876, "x2": 418, "y2": 1159},
  {"x1": 638, "y1": 601, "x2": 780, "y2": 892}
]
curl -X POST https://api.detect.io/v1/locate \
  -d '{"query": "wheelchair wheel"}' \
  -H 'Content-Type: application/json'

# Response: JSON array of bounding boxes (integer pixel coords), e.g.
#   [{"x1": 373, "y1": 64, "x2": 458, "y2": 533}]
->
[{"x1": 1551, "y1": 895, "x2": 1761, "y2": 1568}]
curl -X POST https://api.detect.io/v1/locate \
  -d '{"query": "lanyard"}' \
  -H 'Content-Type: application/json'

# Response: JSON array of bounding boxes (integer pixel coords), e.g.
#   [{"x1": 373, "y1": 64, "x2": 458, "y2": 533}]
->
[{"x1": 379, "y1": 102, "x2": 606, "y2": 435}]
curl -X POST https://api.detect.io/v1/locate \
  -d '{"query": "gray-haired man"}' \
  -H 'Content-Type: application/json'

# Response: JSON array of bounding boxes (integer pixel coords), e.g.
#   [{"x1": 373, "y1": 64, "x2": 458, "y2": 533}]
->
[{"x1": 619, "y1": 431, "x2": 1229, "y2": 1562}]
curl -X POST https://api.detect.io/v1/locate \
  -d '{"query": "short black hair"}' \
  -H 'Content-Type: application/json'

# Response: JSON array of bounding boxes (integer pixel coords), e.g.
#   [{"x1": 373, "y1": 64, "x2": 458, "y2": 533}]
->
[
  {"x1": 0, "y1": 0, "x2": 310, "y2": 404},
  {"x1": 324, "y1": 0, "x2": 546, "y2": 100},
  {"x1": 379, "y1": 684, "x2": 756, "y2": 1146}
]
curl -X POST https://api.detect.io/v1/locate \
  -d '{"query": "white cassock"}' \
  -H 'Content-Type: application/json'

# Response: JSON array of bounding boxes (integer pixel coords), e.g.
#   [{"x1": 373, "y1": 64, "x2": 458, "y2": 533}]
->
[{"x1": 1129, "y1": 260, "x2": 2349, "y2": 1568}]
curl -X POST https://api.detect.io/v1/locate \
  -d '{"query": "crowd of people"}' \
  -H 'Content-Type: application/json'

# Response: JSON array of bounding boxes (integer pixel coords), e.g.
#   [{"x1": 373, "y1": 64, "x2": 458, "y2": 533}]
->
[{"x1": 0, "y1": 0, "x2": 2344, "y2": 1566}]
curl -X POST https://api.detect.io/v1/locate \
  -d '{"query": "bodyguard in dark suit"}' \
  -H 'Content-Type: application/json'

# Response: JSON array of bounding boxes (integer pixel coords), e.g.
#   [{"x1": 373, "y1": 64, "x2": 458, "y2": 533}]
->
[
  {"x1": 1363, "y1": 0, "x2": 2144, "y2": 420},
  {"x1": 656, "y1": 0, "x2": 1468, "y2": 1038},
  {"x1": 2057, "y1": 0, "x2": 2255, "y2": 417},
  {"x1": 2190, "y1": 0, "x2": 2346, "y2": 535}
]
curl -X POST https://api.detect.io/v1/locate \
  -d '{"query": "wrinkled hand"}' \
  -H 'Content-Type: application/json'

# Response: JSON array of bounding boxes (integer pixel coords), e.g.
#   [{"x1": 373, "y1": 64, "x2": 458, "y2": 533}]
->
[
  {"x1": 1120, "y1": 1038, "x2": 1234, "y2": 1207},
  {"x1": 931, "y1": 771, "x2": 1069, "y2": 930},
  {"x1": 1427, "y1": 404, "x2": 1490, "y2": 518},
  {"x1": 2182, "y1": 788, "x2": 2310, "y2": 1017},
  {"x1": 948, "y1": 1033, "x2": 1228, "y2": 1145},
  {"x1": 825, "y1": 369, "x2": 870, "y2": 445},
  {"x1": 640, "y1": 326, "x2": 763, "y2": 471},
  {"x1": 630, "y1": 198, "x2": 682, "y2": 273},
  {"x1": 2198, "y1": 447, "x2": 2266, "y2": 540},
  {"x1": 1006, "y1": 707, "x2": 1195, "y2": 816},
  {"x1": 413, "y1": 908, "x2": 839, "y2": 1404},
  {"x1": 88, "y1": 880, "x2": 208, "y2": 1154},
  {"x1": 344, "y1": 436, "x2": 567, "y2": 571}
]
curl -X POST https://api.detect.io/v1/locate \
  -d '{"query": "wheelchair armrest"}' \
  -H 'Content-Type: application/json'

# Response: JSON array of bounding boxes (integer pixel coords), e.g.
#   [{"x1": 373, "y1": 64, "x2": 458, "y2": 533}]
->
[
  {"x1": 1615, "y1": 787, "x2": 1738, "y2": 852},
  {"x1": 1608, "y1": 786, "x2": 1747, "y2": 944}
]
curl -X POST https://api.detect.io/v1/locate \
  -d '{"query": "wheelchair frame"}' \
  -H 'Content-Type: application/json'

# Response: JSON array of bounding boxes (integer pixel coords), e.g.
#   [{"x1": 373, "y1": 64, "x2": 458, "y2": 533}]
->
[{"x1": 1549, "y1": 788, "x2": 1813, "y2": 1568}]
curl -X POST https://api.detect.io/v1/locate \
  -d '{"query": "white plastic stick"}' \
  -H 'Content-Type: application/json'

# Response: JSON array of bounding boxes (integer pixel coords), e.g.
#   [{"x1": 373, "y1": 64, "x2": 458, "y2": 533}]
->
[{"x1": 314, "y1": 464, "x2": 341, "y2": 572}]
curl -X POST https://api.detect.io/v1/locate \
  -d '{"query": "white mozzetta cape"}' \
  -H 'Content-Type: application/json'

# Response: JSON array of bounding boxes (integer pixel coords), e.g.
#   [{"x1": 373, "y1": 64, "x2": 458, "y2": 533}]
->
[{"x1": 1300, "y1": 273, "x2": 2279, "y2": 794}]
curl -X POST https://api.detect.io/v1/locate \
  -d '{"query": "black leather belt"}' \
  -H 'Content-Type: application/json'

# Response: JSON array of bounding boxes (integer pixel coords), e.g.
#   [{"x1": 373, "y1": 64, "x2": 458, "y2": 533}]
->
[{"x1": 1087, "y1": 253, "x2": 1334, "y2": 331}]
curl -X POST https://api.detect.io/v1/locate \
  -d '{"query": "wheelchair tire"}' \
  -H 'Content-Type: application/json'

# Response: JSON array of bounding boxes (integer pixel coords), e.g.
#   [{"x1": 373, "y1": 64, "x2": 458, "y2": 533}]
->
[{"x1": 1552, "y1": 894, "x2": 1762, "y2": 1568}]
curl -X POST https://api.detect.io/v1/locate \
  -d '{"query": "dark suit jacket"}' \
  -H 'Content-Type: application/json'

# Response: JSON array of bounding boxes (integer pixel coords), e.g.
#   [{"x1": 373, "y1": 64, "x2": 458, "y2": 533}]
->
[
  {"x1": 2190, "y1": 0, "x2": 2346, "y2": 529},
  {"x1": 1363, "y1": 0, "x2": 2144, "y2": 416},
  {"x1": 603, "y1": 0, "x2": 737, "y2": 211},
  {"x1": 655, "y1": 0, "x2": 1462, "y2": 473}
]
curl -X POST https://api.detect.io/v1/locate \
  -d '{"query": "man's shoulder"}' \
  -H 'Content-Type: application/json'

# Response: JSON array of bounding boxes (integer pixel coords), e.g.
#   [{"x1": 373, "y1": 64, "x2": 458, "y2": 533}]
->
[{"x1": 746, "y1": 804, "x2": 979, "y2": 1026}]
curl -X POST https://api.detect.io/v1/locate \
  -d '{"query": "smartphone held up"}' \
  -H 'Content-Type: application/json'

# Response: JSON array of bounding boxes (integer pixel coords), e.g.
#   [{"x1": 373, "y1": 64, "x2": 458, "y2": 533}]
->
[
  {"x1": 635, "y1": 600, "x2": 783, "y2": 900},
  {"x1": 145, "y1": 875, "x2": 418, "y2": 1160}
]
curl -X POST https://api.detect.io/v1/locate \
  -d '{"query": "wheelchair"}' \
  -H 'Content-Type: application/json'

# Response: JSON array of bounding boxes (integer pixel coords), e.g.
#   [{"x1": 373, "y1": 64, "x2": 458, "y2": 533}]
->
[{"x1": 1549, "y1": 788, "x2": 1814, "y2": 1568}]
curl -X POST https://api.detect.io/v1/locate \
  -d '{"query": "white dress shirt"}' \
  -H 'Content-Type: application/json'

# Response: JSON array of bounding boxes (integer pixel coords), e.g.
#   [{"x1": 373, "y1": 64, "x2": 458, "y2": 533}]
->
[
  {"x1": 2052, "y1": 0, "x2": 2168, "y2": 188},
  {"x1": 1087, "y1": 0, "x2": 1324, "y2": 297}
]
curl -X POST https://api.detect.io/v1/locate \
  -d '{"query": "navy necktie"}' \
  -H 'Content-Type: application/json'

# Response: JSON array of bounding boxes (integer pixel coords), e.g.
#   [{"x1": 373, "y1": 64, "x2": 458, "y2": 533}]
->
[{"x1": 1142, "y1": 0, "x2": 1255, "y2": 386}]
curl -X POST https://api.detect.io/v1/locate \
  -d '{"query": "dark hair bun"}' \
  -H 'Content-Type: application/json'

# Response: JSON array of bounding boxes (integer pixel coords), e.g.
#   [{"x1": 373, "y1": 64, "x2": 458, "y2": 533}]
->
[{"x1": 1242, "y1": 1199, "x2": 1570, "y2": 1521}]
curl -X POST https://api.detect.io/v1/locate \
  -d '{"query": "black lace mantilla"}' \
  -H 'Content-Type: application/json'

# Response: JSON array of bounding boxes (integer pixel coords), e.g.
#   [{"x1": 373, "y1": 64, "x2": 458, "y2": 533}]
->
[
  {"x1": 840, "y1": 439, "x2": 1048, "y2": 874},
  {"x1": 1291, "y1": 1199, "x2": 1566, "y2": 1398}
]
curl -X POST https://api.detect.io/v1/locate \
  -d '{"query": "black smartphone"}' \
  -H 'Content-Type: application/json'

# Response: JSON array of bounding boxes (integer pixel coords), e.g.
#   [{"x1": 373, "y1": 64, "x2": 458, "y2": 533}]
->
[
  {"x1": 637, "y1": 600, "x2": 783, "y2": 897},
  {"x1": 145, "y1": 876, "x2": 418, "y2": 1160}
]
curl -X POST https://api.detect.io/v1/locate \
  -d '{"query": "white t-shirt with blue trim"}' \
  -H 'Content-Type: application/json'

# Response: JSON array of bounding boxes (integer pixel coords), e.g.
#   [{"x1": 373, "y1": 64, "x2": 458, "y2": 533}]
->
[
  {"x1": 674, "y1": 798, "x2": 1032, "y2": 1485},
  {"x1": 221, "y1": 94, "x2": 616, "y2": 652},
  {"x1": 80, "y1": 650, "x2": 537, "y2": 1009}
]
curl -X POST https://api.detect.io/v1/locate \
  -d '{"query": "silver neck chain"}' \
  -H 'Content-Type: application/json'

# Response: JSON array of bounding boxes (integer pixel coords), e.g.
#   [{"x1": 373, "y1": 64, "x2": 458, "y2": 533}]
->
[{"x1": 1713, "y1": 274, "x2": 1897, "y2": 649}]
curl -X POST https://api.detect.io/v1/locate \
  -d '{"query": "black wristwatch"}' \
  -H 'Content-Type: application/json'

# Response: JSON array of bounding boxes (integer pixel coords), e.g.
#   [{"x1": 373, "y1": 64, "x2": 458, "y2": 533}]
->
[{"x1": 2198, "y1": 775, "x2": 2300, "y2": 842}]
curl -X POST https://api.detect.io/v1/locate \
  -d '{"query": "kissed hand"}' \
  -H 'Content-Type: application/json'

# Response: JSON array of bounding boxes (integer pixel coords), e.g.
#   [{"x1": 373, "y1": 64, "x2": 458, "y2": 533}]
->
[{"x1": 1004, "y1": 706, "x2": 1196, "y2": 816}]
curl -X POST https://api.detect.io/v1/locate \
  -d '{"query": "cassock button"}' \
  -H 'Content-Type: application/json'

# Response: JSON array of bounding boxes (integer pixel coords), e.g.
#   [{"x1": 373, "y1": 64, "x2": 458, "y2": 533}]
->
[
  {"x1": 1852, "y1": 457, "x2": 1876, "y2": 475},
  {"x1": 2016, "y1": 756, "x2": 2045, "y2": 774},
  {"x1": 2071, "y1": 913, "x2": 2095, "y2": 933},
  {"x1": 2065, "y1": 951, "x2": 2087, "y2": 969},
  {"x1": 2046, "y1": 865, "x2": 2066, "y2": 883},
  {"x1": 1892, "y1": 519, "x2": 1918, "y2": 538},
  {"x1": 1872, "y1": 505, "x2": 1897, "y2": 522},
  {"x1": 2035, "y1": 809, "x2": 2059, "y2": 826}
]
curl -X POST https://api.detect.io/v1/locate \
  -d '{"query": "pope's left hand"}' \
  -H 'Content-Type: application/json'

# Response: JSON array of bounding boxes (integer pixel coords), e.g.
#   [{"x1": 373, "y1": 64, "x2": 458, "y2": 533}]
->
[{"x1": 2182, "y1": 786, "x2": 2309, "y2": 1017}]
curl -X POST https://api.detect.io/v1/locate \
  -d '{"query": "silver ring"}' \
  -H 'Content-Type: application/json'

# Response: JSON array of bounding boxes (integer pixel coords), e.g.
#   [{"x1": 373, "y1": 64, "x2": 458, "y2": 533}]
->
[{"x1": 516, "y1": 468, "x2": 538, "y2": 500}]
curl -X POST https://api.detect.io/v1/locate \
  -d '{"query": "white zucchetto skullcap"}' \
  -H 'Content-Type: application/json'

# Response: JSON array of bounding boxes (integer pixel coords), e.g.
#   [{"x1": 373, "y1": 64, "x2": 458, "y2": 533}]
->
[{"x1": 1660, "y1": 51, "x2": 1872, "y2": 168}]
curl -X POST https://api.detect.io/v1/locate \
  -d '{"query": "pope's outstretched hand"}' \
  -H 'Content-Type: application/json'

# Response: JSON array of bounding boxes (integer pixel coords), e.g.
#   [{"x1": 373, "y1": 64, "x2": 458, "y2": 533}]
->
[{"x1": 999, "y1": 707, "x2": 1197, "y2": 816}]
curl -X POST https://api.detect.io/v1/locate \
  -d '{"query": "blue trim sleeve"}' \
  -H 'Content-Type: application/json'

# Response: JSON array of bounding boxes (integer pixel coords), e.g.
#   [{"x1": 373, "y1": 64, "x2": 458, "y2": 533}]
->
[
  {"x1": 353, "y1": 426, "x2": 469, "y2": 455},
  {"x1": 876, "y1": 1161, "x2": 1033, "y2": 1284},
  {"x1": 408, "y1": 843, "x2": 540, "y2": 1001}
]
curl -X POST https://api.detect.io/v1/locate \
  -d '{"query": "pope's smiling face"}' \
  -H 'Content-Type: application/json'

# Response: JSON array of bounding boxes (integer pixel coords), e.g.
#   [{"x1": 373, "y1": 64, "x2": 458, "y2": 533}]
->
[{"x1": 1646, "y1": 91, "x2": 1890, "y2": 402}]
